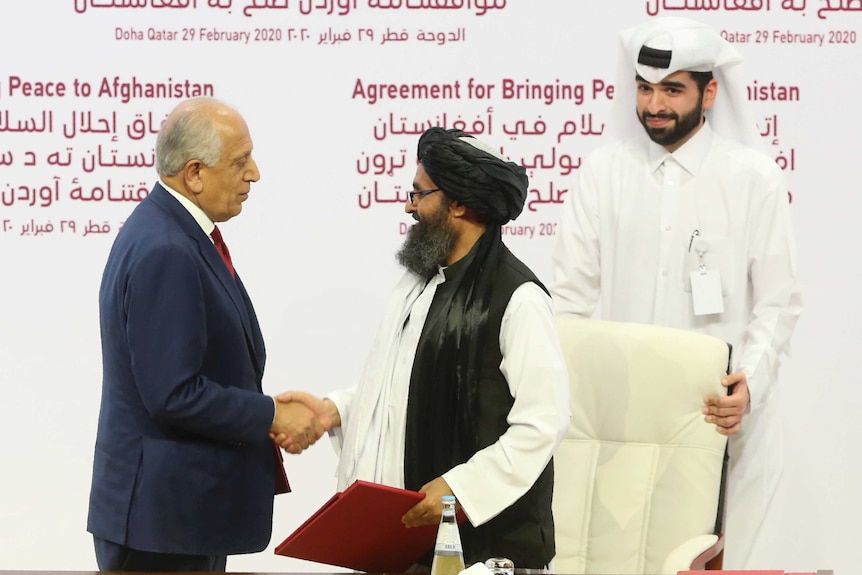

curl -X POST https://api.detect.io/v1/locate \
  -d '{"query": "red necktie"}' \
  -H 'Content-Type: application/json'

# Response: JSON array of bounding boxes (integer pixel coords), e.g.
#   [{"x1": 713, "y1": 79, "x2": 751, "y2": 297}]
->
[{"x1": 211, "y1": 225, "x2": 235, "y2": 278}]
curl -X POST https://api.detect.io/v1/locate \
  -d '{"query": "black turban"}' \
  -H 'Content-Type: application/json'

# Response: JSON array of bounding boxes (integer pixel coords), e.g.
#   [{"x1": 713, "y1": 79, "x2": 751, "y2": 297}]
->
[{"x1": 417, "y1": 127, "x2": 528, "y2": 225}]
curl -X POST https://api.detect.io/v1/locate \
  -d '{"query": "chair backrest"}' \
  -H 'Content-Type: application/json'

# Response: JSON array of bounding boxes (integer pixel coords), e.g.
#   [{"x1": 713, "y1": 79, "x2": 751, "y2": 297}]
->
[{"x1": 552, "y1": 318, "x2": 729, "y2": 575}]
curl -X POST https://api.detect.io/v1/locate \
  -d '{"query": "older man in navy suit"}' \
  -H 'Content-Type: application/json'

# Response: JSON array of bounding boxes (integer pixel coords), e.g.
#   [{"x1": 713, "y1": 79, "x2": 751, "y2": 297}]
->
[{"x1": 87, "y1": 97, "x2": 322, "y2": 572}]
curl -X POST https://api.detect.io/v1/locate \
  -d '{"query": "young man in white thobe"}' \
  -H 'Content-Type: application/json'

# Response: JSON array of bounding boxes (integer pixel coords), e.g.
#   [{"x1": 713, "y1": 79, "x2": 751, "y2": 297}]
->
[{"x1": 551, "y1": 17, "x2": 802, "y2": 569}]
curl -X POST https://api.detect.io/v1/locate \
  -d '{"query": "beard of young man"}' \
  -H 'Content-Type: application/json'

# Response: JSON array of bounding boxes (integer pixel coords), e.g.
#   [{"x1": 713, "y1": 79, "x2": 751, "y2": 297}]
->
[
  {"x1": 639, "y1": 92, "x2": 705, "y2": 148},
  {"x1": 396, "y1": 199, "x2": 457, "y2": 278}
]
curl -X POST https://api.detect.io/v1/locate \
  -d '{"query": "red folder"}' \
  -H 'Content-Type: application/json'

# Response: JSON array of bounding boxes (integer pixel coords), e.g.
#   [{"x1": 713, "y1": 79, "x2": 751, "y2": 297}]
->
[{"x1": 275, "y1": 480, "x2": 452, "y2": 572}]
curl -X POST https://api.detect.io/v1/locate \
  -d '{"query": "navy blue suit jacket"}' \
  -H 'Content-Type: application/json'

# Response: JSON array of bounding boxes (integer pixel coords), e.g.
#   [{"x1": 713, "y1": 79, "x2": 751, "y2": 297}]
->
[{"x1": 88, "y1": 183, "x2": 278, "y2": 555}]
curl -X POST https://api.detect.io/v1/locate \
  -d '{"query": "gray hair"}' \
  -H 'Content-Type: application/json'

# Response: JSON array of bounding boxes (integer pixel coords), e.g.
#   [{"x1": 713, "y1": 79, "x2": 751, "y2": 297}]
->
[{"x1": 156, "y1": 97, "x2": 226, "y2": 177}]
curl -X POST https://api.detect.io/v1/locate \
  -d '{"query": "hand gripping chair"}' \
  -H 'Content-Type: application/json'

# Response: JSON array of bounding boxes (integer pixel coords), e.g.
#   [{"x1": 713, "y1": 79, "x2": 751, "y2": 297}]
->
[{"x1": 552, "y1": 318, "x2": 730, "y2": 575}]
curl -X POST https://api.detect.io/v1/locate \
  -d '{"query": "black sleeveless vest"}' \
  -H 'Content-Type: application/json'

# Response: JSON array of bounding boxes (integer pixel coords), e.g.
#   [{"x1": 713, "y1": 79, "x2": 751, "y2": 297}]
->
[{"x1": 413, "y1": 245, "x2": 556, "y2": 568}]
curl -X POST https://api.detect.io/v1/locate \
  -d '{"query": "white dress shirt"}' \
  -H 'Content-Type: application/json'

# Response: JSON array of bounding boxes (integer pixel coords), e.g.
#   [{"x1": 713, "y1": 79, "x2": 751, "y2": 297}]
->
[{"x1": 551, "y1": 121, "x2": 801, "y2": 411}]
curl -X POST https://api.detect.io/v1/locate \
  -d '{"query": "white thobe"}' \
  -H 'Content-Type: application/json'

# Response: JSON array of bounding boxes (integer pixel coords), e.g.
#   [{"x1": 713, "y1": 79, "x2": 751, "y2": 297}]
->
[
  {"x1": 328, "y1": 267, "x2": 570, "y2": 527},
  {"x1": 551, "y1": 121, "x2": 802, "y2": 567}
]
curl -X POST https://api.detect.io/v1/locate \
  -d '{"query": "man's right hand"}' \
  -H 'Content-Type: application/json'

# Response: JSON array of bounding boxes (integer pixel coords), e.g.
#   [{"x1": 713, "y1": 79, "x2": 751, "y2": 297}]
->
[
  {"x1": 271, "y1": 391, "x2": 341, "y2": 453},
  {"x1": 702, "y1": 370, "x2": 750, "y2": 436},
  {"x1": 269, "y1": 400, "x2": 324, "y2": 454}
]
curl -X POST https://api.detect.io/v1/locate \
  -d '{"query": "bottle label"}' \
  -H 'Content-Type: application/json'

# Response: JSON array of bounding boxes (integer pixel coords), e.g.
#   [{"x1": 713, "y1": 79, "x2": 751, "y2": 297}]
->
[{"x1": 434, "y1": 527, "x2": 463, "y2": 553}]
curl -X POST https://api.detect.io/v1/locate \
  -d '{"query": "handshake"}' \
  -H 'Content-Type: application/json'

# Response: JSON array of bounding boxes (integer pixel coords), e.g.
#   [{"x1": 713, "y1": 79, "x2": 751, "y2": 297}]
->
[{"x1": 268, "y1": 391, "x2": 342, "y2": 454}]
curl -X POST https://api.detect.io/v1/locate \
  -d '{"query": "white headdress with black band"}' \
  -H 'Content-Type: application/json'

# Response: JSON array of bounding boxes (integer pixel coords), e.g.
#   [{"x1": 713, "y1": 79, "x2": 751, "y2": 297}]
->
[{"x1": 604, "y1": 17, "x2": 765, "y2": 152}]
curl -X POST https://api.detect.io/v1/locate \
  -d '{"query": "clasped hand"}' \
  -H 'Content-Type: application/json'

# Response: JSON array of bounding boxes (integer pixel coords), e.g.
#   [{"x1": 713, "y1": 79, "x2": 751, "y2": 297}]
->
[
  {"x1": 269, "y1": 391, "x2": 340, "y2": 454},
  {"x1": 268, "y1": 394, "x2": 327, "y2": 454}
]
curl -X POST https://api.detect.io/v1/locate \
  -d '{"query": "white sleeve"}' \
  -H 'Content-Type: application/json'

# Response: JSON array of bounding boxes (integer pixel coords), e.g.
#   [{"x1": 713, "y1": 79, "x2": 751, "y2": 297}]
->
[
  {"x1": 551, "y1": 154, "x2": 603, "y2": 317},
  {"x1": 442, "y1": 283, "x2": 571, "y2": 526},
  {"x1": 325, "y1": 385, "x2": 357, "y2": 456},
  {"x1": 736, "y1": 167, "x2": 802, "y2": 410}
]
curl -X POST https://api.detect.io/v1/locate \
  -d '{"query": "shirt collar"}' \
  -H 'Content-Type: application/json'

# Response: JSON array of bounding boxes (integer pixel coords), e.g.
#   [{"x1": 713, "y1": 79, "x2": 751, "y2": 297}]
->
[
  {"x1": 439, "y1": 232, "x2": 485, "y2": 283},
  {"x1": 647, "y1": 119, "x2": 714, "y2": 177},
  {"x1": 160, "y1": 180, "x2": 215, "y2": 238}
]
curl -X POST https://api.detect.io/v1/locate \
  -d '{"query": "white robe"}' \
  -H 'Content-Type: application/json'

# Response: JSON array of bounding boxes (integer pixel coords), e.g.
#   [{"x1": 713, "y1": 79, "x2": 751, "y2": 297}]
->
[
  {"x1": 551, "y1": 121, "x2": 802, "y2": 568},
  {"x1": 328, "y1": 266, "x2": 571, "y2": 527}
]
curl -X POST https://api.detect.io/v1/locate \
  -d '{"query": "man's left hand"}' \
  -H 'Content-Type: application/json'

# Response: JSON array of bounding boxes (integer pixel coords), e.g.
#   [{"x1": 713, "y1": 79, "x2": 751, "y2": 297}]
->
[
  {"x1": 401, "y1": 477, "x2": 454, "y2": 528},
  {"x1": 703, "y1": 370, "x2": 750, "y2": 436}
]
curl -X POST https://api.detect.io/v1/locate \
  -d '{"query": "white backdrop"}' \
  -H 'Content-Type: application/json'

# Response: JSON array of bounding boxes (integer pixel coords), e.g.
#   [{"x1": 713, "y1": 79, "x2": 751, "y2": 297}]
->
[{"x1": 1, "y1": 1, "x2": 860, "y2": 573}]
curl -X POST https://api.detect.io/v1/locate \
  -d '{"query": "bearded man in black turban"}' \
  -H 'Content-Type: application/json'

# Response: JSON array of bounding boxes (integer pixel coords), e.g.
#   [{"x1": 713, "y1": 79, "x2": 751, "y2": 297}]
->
[
  {"x1": 396, "y1": 127, "x2": 570, "y2": 567},
  {"x1": 274, "y1": 128, "x2": 570, "y2": 569}
]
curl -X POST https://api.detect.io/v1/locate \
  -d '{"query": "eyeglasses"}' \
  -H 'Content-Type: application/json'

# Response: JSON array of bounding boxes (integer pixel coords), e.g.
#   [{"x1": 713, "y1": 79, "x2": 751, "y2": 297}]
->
[{"x1": 408, "y1": 188, "x2": 441, "y2": 204}]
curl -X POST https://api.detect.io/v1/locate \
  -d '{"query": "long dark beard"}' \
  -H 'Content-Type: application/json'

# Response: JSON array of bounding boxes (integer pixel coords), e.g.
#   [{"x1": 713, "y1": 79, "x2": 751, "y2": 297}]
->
[
  {"x1": 639, "y1": 94, "x2": 704, "y2": 148},
  {"x1": 396, "y1": 205, "x2": 456, "y2": 277}
]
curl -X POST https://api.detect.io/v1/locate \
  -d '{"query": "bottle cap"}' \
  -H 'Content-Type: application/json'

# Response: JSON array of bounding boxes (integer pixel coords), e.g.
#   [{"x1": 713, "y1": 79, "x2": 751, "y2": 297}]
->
[{"x1": 442, "y1": 495, "x2": 456, "y2": 503}]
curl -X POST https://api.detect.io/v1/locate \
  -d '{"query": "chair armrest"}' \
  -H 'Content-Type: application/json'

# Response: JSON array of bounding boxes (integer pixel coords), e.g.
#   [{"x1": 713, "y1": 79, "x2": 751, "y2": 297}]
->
[{"x1": 660, "y1": 533, "x2": 723, "y2": 574}]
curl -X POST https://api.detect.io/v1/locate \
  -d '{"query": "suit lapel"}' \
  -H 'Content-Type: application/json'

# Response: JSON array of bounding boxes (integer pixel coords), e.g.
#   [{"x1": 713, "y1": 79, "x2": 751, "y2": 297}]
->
[{"x1": 199, "y1": 238, "x2": 265, "y2": 380}]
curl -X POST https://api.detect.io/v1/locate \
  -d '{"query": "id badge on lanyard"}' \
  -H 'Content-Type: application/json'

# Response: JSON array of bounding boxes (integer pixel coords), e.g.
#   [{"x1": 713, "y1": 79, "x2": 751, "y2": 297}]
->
[{"x1": 688, "y1": 232, "x2": 724, "y2": 316}]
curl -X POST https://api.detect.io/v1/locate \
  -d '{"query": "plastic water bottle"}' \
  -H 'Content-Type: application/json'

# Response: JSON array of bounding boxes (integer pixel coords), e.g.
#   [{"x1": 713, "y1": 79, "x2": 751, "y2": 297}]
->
[{"x1": 430, "y1": 495, "x2": 465, "y2": 575}]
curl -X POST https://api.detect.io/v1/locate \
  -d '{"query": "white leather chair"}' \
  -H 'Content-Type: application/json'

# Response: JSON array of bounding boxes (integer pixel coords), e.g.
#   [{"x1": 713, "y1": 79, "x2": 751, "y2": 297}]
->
[{"x1": 552, "y1": 318, "x2": 729, "y2": 575}]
